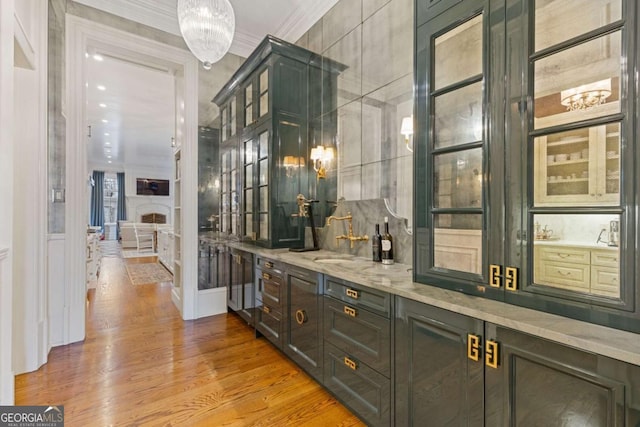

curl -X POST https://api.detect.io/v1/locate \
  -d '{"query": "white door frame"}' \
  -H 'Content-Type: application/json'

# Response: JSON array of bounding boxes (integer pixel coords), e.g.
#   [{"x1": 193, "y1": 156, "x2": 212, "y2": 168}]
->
[{"x1": 65, "y1": 15, "x2": 199, "y2": 343}]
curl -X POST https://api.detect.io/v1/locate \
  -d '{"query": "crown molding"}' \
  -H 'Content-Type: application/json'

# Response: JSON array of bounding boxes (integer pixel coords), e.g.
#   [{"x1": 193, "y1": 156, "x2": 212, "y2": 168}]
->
[
  {"x1": 274, "y1": 0, "x2": 339, "y2": 42},
  {"x1": 229, "y1": 29, "x2": 262, "y2": 59}
]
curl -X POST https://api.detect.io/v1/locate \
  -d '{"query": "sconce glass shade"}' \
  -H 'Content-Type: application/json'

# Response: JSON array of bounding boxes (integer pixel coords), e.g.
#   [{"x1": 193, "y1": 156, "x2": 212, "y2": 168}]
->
[
  {"x1": 560, "y1": 79, "x2": 611, "y2": 111},
  {"x1": 177, "y1": 0, "x2": 235, "y2": 70},
  {"x1": 309, "y1": 146, "x2": 334, "y2": 179},
  {"x1": 401, "y1": 116, "x2": 413, "y2": 137}
]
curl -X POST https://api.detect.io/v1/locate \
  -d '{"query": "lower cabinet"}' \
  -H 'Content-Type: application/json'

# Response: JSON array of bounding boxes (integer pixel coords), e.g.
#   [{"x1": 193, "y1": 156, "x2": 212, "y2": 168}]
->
[
  {"x1": 395, "y1": 296, "x2": 640, "y2": 426},
  {"x1": 323, "y1": 276, "x2": 392, "y2": 427},
  {"x1": 283, "y1": 265, "x2": 323, "y2": 382},
  {"x1": 255, "y1": 256, "x2": 285, "y2": 347},
  {"x1": 225, "y1": 248, "x2": 254, "y2": 325}
]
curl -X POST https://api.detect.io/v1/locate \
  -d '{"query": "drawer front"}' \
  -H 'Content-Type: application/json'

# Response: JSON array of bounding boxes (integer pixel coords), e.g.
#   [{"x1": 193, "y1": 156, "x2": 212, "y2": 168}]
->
[
  {"x1": 256, "y1": 301, "x2": 282, "y2": 348},
  {"x1": 256, "y1": 272, "x2": 283, "y2": 307},
  {"x1": 591, "y1": 250, "x2": 619, "y2": 268},
  {"x1": 539, "y1": 261, "x2": 590, "y2": 290},
  {"x1": 591, "y1": 266, "x2": 620, "y2": 297},
  {"x1": 323, "y1": 296, "x2": 390, "y2": 377},
  {"x1": 323, "y1": 341, "x2": 391, "y2": 427},
  {"x1": 538, "y1": 246, "x2": 590, "y2": 264},
  {"x1": 325, "y1": 277, "x2": 391, "y2": 318},
  {"x1": 256, "y1": 257, "x2": 283, "y2": 277}
]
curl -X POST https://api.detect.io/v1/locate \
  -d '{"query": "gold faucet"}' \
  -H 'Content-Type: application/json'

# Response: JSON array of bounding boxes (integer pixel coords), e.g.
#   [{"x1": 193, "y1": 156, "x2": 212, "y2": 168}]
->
[{"x1": 325, "y1": 212, "x2": 369, "y2": 248}]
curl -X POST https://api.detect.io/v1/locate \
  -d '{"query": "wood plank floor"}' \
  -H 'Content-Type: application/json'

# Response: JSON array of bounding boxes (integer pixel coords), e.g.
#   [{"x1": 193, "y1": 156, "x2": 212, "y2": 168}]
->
[{"x1": 15, "y1": 255, "x2": 364, "y2": 426}]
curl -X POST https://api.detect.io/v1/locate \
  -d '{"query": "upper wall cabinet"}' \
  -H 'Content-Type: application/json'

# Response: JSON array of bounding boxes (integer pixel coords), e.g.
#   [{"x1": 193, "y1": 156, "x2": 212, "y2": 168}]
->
[
  {"x1": 414, "y1": 0, "x2": 640, "y2": 332},
  {"x1": 214, "y1": 36, "x2": 344, "y2": 248}
]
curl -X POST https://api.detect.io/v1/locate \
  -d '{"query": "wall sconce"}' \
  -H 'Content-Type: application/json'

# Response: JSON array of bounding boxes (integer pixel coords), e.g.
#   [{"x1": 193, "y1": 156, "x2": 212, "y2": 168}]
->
[
  {"x1": 283, "y1": 156, "x2": 305, "y2": 177},
  {"x1": 401, "y1": 116, "x2": 414, "y2": 152},
  {"x1": 310, "y1": 146, "x2": 334, "y2": 179},
  {"x1": 560, "y1": 78, "x2": 612, "y2": 111}
]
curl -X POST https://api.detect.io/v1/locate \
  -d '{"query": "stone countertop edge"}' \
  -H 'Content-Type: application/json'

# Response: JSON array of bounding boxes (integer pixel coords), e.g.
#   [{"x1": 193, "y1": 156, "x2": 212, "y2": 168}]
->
[{"x1": 217, "y1": 240, "x2": 640, "y2": 366}]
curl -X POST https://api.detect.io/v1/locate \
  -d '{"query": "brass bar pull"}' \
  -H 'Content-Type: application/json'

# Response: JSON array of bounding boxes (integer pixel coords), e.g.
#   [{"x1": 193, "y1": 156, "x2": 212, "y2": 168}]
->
[
  {"x1": 263, "y1": 306, "x2": 271, "y2": 314},
  {"x1": 505, "y1": 267, "x2": 518, "y2": 291},
  {"x1": 343, "y1": 306, "x2": 357, "y2": 317},
  {"x1": 344, "y1": 356, "x2": 357, "y2": 371},
  {"x1": 262, "y1": 272, "x2": 271, "y2": 280},
  {"x1": 295, "y1": 309, "x2": 307, "y2": 325},
  {"x1": 467, "y1": 333, "x2": 481, "y2": 362},
  {"x1": 235, "y1": 254, "x2": 242, "y2": 265},
  {"x1": 346, "y1": 288, "x2": 359, "y2": 299},
  {"x1": 486, "y1": 340, "x2": 499, "y2": 369},
  {"x1": 264, "y1": 261, "x2": 274, "y2": 269},
  {"x1": 489, "y1": 264, "x2": 502, "y2": 288}
]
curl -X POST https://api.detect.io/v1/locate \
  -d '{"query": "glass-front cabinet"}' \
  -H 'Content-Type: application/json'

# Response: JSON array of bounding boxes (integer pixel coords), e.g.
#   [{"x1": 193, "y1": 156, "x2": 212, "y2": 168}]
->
[{"x1": 415, "y1": 0, "x2": 639, "y2": 332}]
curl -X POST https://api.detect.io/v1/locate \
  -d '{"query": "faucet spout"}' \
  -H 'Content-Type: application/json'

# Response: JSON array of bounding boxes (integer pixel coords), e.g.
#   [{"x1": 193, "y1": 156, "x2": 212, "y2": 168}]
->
[{"x1": 326, "y1": 212, "x2": 369, "y2": 248}]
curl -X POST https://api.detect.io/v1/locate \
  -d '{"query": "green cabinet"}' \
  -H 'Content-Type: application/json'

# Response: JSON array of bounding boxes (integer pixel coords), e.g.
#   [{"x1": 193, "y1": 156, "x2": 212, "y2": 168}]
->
[
  {"x1": 283, "y1": 265, "x2": 323, "y2": 382},
  {"x1": 254, "y1": 256, "x2": 285, "y2": 347},
  {"x1": 414, "y1": 0, "x2": 640, "y2": 332},
  {"x1": 224, "y1": 248, "x2": 254, "y2": 325},
  {"x1": 396, "y1": 296, "x2": 640, "y2": 426},
  {"x1": 214, "y1": 36, "x2": 341, "y2": 248},
  {"x1": 322, "y1": 277, "x2": 393, "y2": 427}
]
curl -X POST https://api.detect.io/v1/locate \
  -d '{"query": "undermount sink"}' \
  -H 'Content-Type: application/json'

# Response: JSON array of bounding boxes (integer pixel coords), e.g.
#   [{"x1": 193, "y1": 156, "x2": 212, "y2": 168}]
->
[{"x1": 313, "y1": 256, "x2": 355, "y2": 264}]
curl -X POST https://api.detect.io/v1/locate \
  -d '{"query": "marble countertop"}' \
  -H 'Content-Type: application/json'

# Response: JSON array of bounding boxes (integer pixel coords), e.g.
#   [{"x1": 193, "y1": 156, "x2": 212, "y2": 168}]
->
[{"x1": 202, "y1": 235, "x2": 640, "y2": 366}]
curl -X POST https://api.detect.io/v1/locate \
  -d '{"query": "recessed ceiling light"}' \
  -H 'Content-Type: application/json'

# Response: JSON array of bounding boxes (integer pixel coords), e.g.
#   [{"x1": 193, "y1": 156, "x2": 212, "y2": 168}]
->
[
  {"x1": 107, "y1": 155, "x2": 112, "y2": 159},
  {"x1": 97, "y1": 85, "x2": 106, "y2": 91},
  {"x1": 104, "y1": 132, "x2": 110, "y2": 136},
  {"x1": 101, "y1": 119, "x2": 108, "y2": 123},
  {"x1": 99, "y1": 103, "x2": 106, "y2": 108},
  {"x1": 104, "y1": 142, "x2": 111, "y2": 146},
  {"x1": 93, "y1": 54, "x2": 104, "y2": 61},
  {"x1": 85, "y1": 52, "x2": 89, "y2": 58},
  {"x1": 108, "y1": 160, "x2": 112, "y2": 164},
  {"x1": 105, "y1": 148, "x2": 111, "y2": 153}
]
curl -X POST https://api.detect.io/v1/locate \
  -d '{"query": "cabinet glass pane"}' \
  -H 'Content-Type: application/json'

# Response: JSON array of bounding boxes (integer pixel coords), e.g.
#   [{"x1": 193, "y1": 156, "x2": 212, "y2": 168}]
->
[
  {"x1": 244, "y1": 165, "x2": 253, "y2": 185},
  {"x1": 434, "y1": 14, "x2": 482, "y2": 90},
  {"x1": 533, "y1": 124, "x2": 619, "y2": 205},
  {"x1": 245, "y1": 104, "x2": 253, "y2": 126},
  {"x1": 231, "y1": 170, "x2": 237, "y2": 190},
  {"x1": 434, "y1": 82, "x2": 483, "y2": 149},
  {"x1": 259, "y1": 131, "x2": 269, "y2": 158},
  {"x1": 244, "y1": 141, "x2": 253, "y2": 163},
  {"x1": 260, "y1": 69, "x2": 269, "y2": 92},
  {"x1": 232, "y1": 214, "x2": 237, "y2": 235},
  {"x1": 222, "y1": 214, "x2": 229, "y2": 232},
  {"x1": 222, "y1": 152, "x2": 229, "y2": 172},
  {"x1": 221, "y1": 108, "x2": 227, "y2": 141},
  {"x1": 434, "y1": 214, "x2": 482, "y2": 275},
  {"x1": 534, "y1": 32, "x2": 621, "y2": 129},
  {"x1": 259, "y1": 186, "x2": 268, "y2": 211},
  {"x1": 259, "y1": 159, "x2": 269, "y2": 185},
  {"x1": 532, "y1": 213, "x2": 620, "y2": 299},
  {"x1": 245, "y1": 213, "x2": 253, "y2": 236},
  {"x1": 245, "y1": 84, "x2": 252, "y2": 106},
  {"x1": 222, "y1": 174, "x2": 228, "y2": 192},
  {"x1": 231, "y1": 192, "x2": 238, "y2": 212},
  {"x1": 245, "y1": 189, "x2": 253, "y2": 211},
  {"x1": 230, "y1": 149, "x2": 237, "y2": 166},
  {"x1": 230, "y1": 99, "x2": 236, "y2": 136},
  {"x1": 535, "y1": 0, "x2": 621, "y2": 52},
  {"x1": 434, "y1": 148, "x2": 482, "y2": 208},
  {"x1": 259, "y1": 214, "x2": 268, "y2": 239},
  {"x1": 260, "y1": 93, "x2": 269, "y2": 117}
]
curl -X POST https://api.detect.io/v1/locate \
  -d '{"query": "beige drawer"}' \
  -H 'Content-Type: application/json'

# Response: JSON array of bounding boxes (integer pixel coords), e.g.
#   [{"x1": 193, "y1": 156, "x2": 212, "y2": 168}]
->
[
  {"x1": 591, "y1": 250, "x2": 619, "y2": 268},
  {"x1": 590, "y1": 266, "x2": 620, "y2": 298},
  {"x1": 537, "y1": 246, "x2": 590, "y2": 265},
  {"x1": 538, "y1": 261, "x2": 589, "y2": 290}
]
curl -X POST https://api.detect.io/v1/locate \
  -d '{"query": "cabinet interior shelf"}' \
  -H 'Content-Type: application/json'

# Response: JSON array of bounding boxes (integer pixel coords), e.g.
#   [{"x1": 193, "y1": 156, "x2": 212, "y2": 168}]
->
[
  {"x1": 547, "y1": 178, "x2": 588, "y2": 184},
  {"x1": 548, "y1": 159, "x2": 588, "y2": 166},
  {"x1": 546, "y1": 138, "x2": 588, "y2": 147}
]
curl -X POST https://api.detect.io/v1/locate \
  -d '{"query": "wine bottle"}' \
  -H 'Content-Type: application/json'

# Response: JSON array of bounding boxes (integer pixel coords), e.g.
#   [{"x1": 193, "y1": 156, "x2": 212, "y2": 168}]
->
[
  {"x1": 372, "y1": 224, "x2": 382, "y2": 262},
  {"x1": 381, "y1": 217, "x2": 394, "y2": 265}
]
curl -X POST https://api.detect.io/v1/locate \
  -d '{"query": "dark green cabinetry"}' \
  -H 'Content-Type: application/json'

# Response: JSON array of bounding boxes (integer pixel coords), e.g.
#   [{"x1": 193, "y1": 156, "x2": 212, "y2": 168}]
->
[
  {"x1": 396, "y1": 296, "x2": 640, "y2": 426},
  {"x1": 322, "y1": 277, "x2": 393, "y2": 427},
  {"x1": 255, "y1": 256, "x2": 285, "y2": 347},
  {"x1": 283, "y1": 265, "x2": 323, "y2": 382},
  {"x1": 225, "y1": 248, "x2": 254, "y2": 325},
  {"x1": 414, "y1": 0, "x2": 640, "y2": 332},
  {"x1": 214, "y1": 36, "x2": 340, "y2": 248}
]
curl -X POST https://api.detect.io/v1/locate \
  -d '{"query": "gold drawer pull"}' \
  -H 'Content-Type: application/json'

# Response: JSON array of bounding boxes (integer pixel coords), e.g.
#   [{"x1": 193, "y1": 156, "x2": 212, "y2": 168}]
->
[
  {"x1": 557, "y1": 270, "x2": 572, "y2": 277},
  {"x1": 343, "y1": 306, "x2": 357, "y2": 317},
  {"x1": 346, "y1": 288, "x2": 359, "y2": 299},
  {"x1": 295, "y1": 309, "x2": 307, "y2": 325},
  {"x1": 486, "y1": 340, "x2": 499, "y2": 369},
  {"x1": 344, "y1": 356, "x2": 357, "y2": 371},
  {"x1": 263, "y1": 306, "x2": 271, "y2": 314},
  {"x1": 467, "y1": 334, "x2": 481, "y2": 362},
  {"x1": 262, "y1": 272, "x2": 271, "y2": 280},
  {"x1": 264, "y1": 261, "x2": 274, "y2": 269},
  {"x1": 557, "y1": 253, "x2": 570, "y2": 258}
]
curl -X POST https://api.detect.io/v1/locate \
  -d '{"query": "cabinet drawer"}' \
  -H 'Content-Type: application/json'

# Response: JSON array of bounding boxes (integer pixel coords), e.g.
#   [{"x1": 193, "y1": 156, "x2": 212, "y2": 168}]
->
[
  {"x1": 256, "y1": 301, "x2": 282, "y2": 347},
  {"x1": 323, "y1": 296, "x2": 390, "y2": 377},
  {"x1": 538, "y1": 261, "x2": 590, "y2": 290},
  {"x1": 323, "y1": 341, "x2": 390, "y2": 427},
  {"x1": 537, "y1": 246, "x2": 590, "y2": 264},
  {"x1": 256, "y1": 270, "x2": 283, "y2": 307},
  {"x1": 256, "y1": 257, "x2": 283, "y2": 277},
  {"x1": 591, "y1": 250, "x2": 619, "y2": 268},
  {"x1": 590, "y1": 266, "x2": 620, "y2": 297},
  {"x1": 325, "y1": 277, "x2": 391, "y2": 318}
]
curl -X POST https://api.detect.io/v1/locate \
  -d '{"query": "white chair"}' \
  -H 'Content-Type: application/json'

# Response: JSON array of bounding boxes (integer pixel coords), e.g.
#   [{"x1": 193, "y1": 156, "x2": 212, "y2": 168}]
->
[{"x1": 134, "y1": 223, "x2": 156, "y2": 253}]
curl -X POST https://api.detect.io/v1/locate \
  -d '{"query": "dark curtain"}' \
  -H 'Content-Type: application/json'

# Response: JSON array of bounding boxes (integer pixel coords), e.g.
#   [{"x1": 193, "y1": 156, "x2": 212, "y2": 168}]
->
[
  {"x1": 116, "y1": 172, "x2": 127, "y2": 238},
  {"x1": 90, "y1": 171, "x2": 105, "y2": 229}
]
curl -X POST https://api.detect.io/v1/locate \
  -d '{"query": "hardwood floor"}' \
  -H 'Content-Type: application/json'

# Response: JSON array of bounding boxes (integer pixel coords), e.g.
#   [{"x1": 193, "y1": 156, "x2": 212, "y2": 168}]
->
[{"x1": 15, "y1": 255, "x2": 363, "y2": 426}]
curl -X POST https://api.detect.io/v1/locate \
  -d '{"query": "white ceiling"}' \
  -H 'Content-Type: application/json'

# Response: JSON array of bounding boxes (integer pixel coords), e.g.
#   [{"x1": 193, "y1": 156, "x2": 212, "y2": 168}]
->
[{"x1": 83, "y1": 0, "x2": 338, "y2": 172}]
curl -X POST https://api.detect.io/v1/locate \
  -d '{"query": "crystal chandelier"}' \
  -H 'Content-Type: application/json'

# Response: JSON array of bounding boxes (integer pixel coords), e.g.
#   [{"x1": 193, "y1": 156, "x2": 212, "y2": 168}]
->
[
  {"x1": 177, "y1": 0, "x2": 235, "y2": 70},
  {"x1": 560, "y1": 79, "x2": 612, "y2": 112}
]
